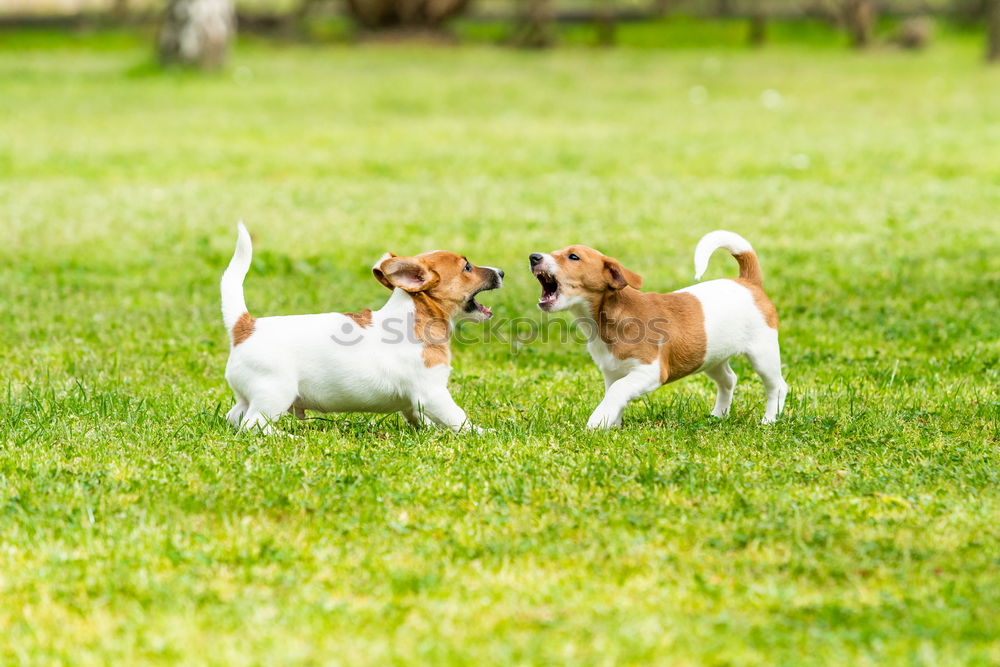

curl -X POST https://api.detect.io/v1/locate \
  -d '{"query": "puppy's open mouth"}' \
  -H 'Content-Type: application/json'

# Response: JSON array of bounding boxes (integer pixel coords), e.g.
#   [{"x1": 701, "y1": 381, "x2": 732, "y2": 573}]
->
[
  {"x1": 534, "y1": 271, "x2": 559, "y2": 308},
  {"x1": 465, "y1": 286, "x2": 497, "y2": 319}
]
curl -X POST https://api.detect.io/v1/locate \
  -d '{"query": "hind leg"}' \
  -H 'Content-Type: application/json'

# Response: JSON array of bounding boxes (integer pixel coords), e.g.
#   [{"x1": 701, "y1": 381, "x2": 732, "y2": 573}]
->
[
  {"x1": 402, "y1": 407, "x2": 434, "y2": 428},
  {"x1": 746, "y1": 333, "x2": 788, "y2": 424},
  {"x1": 239, "y1": 383, "x2": 298, "y2": 434},
  {"x1": 703, "y1": 361, "x2": 737, "y2": 418},
  {"x1": 241, "y1": 406, "x2": 286, "y2": 434},
  {"x1": 226, "y1": 396, "x2": 249, "y2": 428}
]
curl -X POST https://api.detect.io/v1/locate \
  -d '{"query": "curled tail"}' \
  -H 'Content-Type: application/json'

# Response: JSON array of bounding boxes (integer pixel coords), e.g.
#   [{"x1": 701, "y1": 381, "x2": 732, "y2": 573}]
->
[
  {"x1": 221, "y1": 222, "x2": 252, "y2": 333},
  {"x1": 693, "y1": 230, "x2": 763, "y2": 286}
]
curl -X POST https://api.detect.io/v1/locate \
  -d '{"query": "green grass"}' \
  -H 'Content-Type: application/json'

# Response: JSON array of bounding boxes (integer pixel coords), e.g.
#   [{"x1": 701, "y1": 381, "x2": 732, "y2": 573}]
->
[{"x1": 1, "y1": 28, "x2": 999, "y2": 665}]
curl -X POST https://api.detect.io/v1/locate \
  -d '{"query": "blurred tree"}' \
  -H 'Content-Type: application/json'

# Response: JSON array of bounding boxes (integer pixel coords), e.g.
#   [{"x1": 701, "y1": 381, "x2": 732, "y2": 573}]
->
[
  {"x1": 595, "y1": 0, "x2": 617, "y2": 46},
  {"x1": 113, "y1": 0, "x2": 129, "y2": 21},
  {"x1": 747, "y1": 2, "x2": 767, "y2": 46},
  {"x1": 158, "y1": 0, "x2": 235, "y2": 68},
  {"x1": 840, "y1": 0, "x2": 875, "y2": 47},
  {"x1": 511, "y1": 0, "x2": 554, "y2": 47},
  {"x1": 344, "y1": 0, "x2": 472, "y2": 32},
  {"x1": 989, "y1": 0, "x2": 1000, "y2": 60},
  {"x1": 650, "y1": 0, "x2": 670, "y2": 17}
]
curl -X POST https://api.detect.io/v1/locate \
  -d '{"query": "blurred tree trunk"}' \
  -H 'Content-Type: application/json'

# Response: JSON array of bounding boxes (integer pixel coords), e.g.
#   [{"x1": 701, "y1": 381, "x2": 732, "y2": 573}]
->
[
  {"x1": 344, "y1": 0, "x2": 472, "y2": 32},
  {"x1": 158, "y1": 0, "x2": 235, "y2": 68},
  {"x1": 292, "y1": 0, "x2": 325, "y2": 37},
  {"x1": 841, "y1": 0, "x2": 875, "y2": 48},
  {"x1": 650, "y1": 0, "x2": 670, "y2": 17},
  {"x1": 988, "y1": 0, "x2": 1000, "y2": 61},
  {"x1": 112, "y1": 0, "x2": 129, "y2": 22},
  {"x1": 511, "y1": 0, "x2": 554, "y2": 47},
  {"x1": 595, "y1": 0, "x2": 617, "y2": 46},
  {"x1": 747, "y1": 9, "x2": 767, "y2": 46}
]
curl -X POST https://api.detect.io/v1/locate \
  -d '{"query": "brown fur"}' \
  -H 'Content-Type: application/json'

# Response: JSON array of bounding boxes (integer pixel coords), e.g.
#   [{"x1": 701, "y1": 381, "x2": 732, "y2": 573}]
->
[
  {"x1": 344, "y1": 309, "x2": 373, "y2": 328},
  {"x1": 730, "y1": 251, "x2": 777, "y2": 327},
  {"x1": 734, "y1": 279, "x2": 779, "y2": 329},
  {"x1": 373, "y1": 250, "x2": 500, "y2": 368},
  {"x1": 734, "y1": 251, "x2": 763, "y2": 286},
  {"x1": 411, "y1": 293, "x2": 451, "y2": 367},
  {"x1": 231, "y1": 312, "x2": 255, "y2": 347},
  {"x1": 590, "y1": 288, "x2": 708, "y2": 384}
]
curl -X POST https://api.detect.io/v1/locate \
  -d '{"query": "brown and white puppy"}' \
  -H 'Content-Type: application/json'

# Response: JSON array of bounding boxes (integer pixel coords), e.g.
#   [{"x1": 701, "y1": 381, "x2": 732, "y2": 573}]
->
[
  {"x1": 221, "y1": 223, "x2": 503, "y2": 433},
  {"x1": 529, "y1": 230, "x2": 786, "y2": 428}
]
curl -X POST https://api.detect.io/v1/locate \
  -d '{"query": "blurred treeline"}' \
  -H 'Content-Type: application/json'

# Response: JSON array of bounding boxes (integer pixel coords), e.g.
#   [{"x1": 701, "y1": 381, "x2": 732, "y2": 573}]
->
[{"x1": 2, "y1": 0, "x2": 998, "y2": 62}]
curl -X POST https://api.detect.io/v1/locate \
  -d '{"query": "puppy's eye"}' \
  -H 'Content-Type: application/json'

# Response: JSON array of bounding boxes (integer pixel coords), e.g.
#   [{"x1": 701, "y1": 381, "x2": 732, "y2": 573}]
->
[
  {"x1": 464, "y1": 262, "x2": 472, "y2": 272},
  {"x1": 568, "y1": 253, "x2": 580, "y2": 261}
]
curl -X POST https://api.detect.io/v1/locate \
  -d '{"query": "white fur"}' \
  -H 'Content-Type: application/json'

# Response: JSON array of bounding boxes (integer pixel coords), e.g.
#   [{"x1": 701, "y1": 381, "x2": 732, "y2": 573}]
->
[
  {"x1": 221, "y1": 225, "x2": 489, "y2": 434},
  {"x1": 693, "y1": 230, "x2": 754, "y2": 281},
  {"x1": 679, "y1": 278, "x2": 787, "y2": 423},
  {"x1": 585, "y1": 359, "x2": 660, "y2": 429},
  {"x1": 677, "y1": 279, "x2": 766, "y2": 371},
  {"x1": 221, "y1": 221, "x2": 251, "y2": 331}
]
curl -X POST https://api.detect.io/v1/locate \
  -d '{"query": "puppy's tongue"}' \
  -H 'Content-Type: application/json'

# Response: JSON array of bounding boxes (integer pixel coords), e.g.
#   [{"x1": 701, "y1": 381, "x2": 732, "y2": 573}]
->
[{"x1": 473, "y1": 300, "x2": 493, "y2": 318}]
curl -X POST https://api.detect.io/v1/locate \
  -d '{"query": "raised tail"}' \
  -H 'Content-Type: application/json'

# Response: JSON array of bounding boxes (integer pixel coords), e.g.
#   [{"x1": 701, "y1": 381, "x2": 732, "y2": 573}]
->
[
  {"x1": 221, "y1": 222, "x2": 252, "y2": 332},
  {"x1": 693, "y1": 230, "x2": 763, "y2": 286}
]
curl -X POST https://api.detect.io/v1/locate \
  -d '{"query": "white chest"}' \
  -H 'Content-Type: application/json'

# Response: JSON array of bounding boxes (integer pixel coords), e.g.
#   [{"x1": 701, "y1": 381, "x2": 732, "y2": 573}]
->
[{"x1": 585, "y1": 332, "x2": 643, "y2": 383}]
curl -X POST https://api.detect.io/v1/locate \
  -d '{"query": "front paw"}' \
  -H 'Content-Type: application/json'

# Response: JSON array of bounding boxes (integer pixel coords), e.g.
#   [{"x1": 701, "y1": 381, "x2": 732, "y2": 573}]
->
[{"x1": 586, "y1": 413, "x2": 619, "y2": 430}]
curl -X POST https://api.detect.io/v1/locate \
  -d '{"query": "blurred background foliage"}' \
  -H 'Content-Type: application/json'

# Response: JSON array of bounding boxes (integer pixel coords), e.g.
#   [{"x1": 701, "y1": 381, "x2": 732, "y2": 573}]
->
[{"x1": 2, "y1": 0, "x2": 996, "y2": 57}]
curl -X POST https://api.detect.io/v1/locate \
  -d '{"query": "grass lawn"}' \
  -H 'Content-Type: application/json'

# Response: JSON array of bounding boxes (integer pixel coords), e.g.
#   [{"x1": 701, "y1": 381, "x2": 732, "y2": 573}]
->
[{"x1": 1, "y1": 27, "x2": 998, "y2": 665}]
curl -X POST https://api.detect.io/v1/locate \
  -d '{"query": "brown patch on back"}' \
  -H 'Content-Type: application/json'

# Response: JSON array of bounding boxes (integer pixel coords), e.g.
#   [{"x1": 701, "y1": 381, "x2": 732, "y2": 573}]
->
[
  {"x1": 658, "y1": 292, "x2": 709, "y2": 383},
  {"x1": 231, "y1": 312, "x2": 255, "y2": 346},
  {"x1": 733, "y1": 279, "x2": 779, "y2": 329},
  {"x1": 588, "y1": 288, "x2": 707, "y2": 385},
  {"x1": 344, "y1": 309, "x2": 373, "y2": 328}
]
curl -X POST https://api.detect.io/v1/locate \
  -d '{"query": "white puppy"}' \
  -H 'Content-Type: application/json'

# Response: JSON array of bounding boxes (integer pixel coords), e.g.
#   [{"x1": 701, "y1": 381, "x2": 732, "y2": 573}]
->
[
  {"x1": 221, "y1": 223, "x2": 503, "y2": 433},
  {"x1": 529, "y1": 230, "x2": 787, "y2": 428}
]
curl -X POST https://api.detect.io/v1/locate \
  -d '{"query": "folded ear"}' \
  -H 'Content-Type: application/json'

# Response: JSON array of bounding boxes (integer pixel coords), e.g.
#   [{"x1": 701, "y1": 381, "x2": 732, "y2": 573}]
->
[
  {"x1": 372, "y1": 252, "x2": 398, "y2": 290},
  {"x1": 604, "y1": 258, "x2": 643, "y2": 290},
  {"x1": 373, "y1": 255, "x2": 439, "y2": 293}
]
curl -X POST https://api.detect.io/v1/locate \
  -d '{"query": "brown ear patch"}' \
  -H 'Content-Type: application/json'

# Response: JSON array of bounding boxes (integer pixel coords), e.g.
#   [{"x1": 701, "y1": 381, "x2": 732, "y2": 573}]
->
[
  {"x1": 603, "y1": 259, "x2": 643, "y2": 290},
  {"x1": 345, "y1": 309, "x2": 373, "y2": 328},
  {"x1": 377, "y1": 256, "x2": 439, "y2": 293},
  {"x1": 231, "y1": 312, "x2": 255, "y2": 346},
  {"x1": 372, "y1": 252, "x2": 399, "y2": 290}
]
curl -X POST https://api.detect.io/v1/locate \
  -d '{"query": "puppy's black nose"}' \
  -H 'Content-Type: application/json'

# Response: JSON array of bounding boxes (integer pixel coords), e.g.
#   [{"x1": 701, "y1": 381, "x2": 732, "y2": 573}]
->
[
  {"x1": 497, "y1": 269, "x2": 505, "y2": 279},
  {"x1": 529, "y1": 253, "x2": 543, "y2": 266}
]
